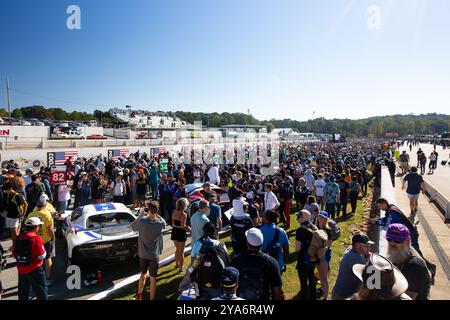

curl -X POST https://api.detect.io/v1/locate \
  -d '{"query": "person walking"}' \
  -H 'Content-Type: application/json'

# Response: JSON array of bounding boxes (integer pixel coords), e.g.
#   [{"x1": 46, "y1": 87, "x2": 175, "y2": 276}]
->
[
  {"x1": 131, "y1": 201, "x2": 166, "y2": 300},
  {"x1": 399, "y1": 151, "x2": 410, "y2": 175},
  {"x1": 170, "y1": 198, "x2": 191, "y2": 273},
  {"x1": 13, "y1": 217, "x2": 48, "y2": 300},
  {"x1": 428, "y1": 151, "x2": 437, "y2": 174},
  {"x1": 402, "y1": 167, "x2": 424, "y2": 217}
]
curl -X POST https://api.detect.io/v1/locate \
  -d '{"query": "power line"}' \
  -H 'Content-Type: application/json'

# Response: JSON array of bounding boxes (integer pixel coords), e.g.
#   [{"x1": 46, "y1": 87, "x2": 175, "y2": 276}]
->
[{"x1": 0, "y1": 86, "x2": 105, "y2": 109}]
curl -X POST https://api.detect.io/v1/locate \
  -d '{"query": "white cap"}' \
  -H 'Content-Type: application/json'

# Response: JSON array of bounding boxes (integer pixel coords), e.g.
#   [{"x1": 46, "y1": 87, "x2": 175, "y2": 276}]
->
[
  {"x1": 25, "y1": 217, "x2": 44, "y2": 227},
  {"x1": 245, "y1": 228, "x2": 264, "y2": 247},
  {"x1": 39, "y1": 193, "x2": 49, "y2": 202}
]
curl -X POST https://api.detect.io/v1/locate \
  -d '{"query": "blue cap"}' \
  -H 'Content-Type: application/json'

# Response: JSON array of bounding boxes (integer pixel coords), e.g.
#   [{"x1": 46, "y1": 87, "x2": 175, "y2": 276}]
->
[
  {"x1": 26, "y1": 168, "x2": 33, "y2": 174},
  {"x1": 318, "y1": 211, "x2": 329, "y2": 219},
  {"x1": 221, "y1": 267, "x2": 239, "y2": 287}
]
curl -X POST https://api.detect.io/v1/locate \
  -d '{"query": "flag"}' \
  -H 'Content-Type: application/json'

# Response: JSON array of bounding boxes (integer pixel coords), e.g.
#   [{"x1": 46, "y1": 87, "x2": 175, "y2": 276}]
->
[
  {"x1": 111, "y1": 149, "x2": 129, "y2": 159},
  {"x1": 54, "y1": 151, "x2": 78, "y2": 165},
  {"x1": 151, "y1": 147, "x2": 166, "y2": 155}
]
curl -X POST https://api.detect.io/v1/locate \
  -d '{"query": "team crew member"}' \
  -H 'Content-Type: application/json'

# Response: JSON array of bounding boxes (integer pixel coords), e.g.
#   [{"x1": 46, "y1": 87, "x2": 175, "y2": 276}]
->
[
  {"x1": 131, "y1": 201, "x2": 166, "y2": 300},
  {"x1": 13, "y1": 217, "x2": 48, "y2": 300}
]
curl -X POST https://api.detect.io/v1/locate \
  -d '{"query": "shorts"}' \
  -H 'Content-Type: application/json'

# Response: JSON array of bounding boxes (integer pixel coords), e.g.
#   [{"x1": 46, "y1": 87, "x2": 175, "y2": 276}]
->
[
  {"x1": 43, "y1": 242, "x2": 54, "y2": 260},
  {"x1": 400, "y1": 162, "x2": 408, "y2": 170},
  {"x1": 5, "y1": 217, "x2": 20, "y2": 229},
  {"x1": 407, "y1": 193, "x2": 420, "y2": 200},
  {"x1": 139, "y1": 258, "x2": 159, "y2": 278}
]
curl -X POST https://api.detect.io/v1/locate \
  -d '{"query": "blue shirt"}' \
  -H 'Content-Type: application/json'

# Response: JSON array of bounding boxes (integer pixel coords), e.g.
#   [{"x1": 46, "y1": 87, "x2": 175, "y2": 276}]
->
[
  {"x1": 190, "y1": 211, "x2": 210, "y2": 244},
  {"x1": 208, "y1": 202, "x2": 221, "y2": 228},
  {"x1": 260, "y1": 223, "x2": 289, "y2": 271}
]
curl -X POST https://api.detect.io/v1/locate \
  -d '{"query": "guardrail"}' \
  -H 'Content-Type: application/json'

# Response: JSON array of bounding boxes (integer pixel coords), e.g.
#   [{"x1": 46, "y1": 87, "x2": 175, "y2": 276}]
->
[{"x1": 423, "y1": 180, "x2": 450, "y2": 222}]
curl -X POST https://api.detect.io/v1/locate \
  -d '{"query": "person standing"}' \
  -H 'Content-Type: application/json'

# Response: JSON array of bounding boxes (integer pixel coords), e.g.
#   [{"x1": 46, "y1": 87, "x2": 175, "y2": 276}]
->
[
  {"x1": 399, "y1": 151, "x2": 410, "y2": 175},
  {"x1": 131, "y1": 201, "x2": 166, "y2": 300},
  {"x1": 3, "y1": 182, "x2": 28, "y2": 241},
  {"x1": 428, "y1": 151, "x2": 437, "y2": 174},
  {"x1": 190, "y1": 200, "x2": 210, "y2": 245},
  {"x1": 418, "y1": 151, "x2": 427, "y2": 175},
  {"x1": 387, "y1": 158, "x2": 397, "y2": 187},
  {"x1": 385, "y1": 224, "x2": 431, "y2": 300},
  {"x1": 110, "y1": 172, "x2": 126, "y2": 203},
  {"x1": 231, "y1": 228, "x2": 284, "y2": 300},
  {"x1": 57, "y1": 182, "x2": 72, "y2": 214},
  {"x1": 348, "y1": 176, "x2": 361, "y2": 215},
  {"x1": 279, "y1": 177, "x2": 294, "y2": 229},
  {"x1": 149, "y1": 161, "x2": 160, "y2": 201},
  {"x1": 25, "y1": 175, "x2": 46, "y2": 214},
  {"x1": 13, "y1": 217, "x2": 48, "y2": 300},
  {"x1": 402, "y1": 167, "x2": 424, "y2": 216},
  {"x1": 323, "y1": 175, "x2": 340, "y2": 220},
  {"x1": 295, "y1": 210, "x2": 317, "y2": 300},
  {"x1": 260, "y1": 210, "x2": 289, "y2": 273},
  {"x1": 336, "y1": 174, "x2": 349, "y2": 219},
  {"x1": 263, "y1": 183, "x2": 280, "y2": 212},
  {"x1": 28, "y1": 197, "x2": 55, "y2": 285},
  {"x1": 207, "y1": 163, "x2": 220, "y2": 185},
  {"x1": 313, "y1": 174, "x2": 326, "y2": 210},
  {"x1": 171, "y1": 198, "x2": 191, "y2": 273},
  {"x1": 212, "y1": 267, "x2": 245, "y2": 300},
  {"x1": 135, "y1": 171, "x2": 148, "y2": 209},
  {"x1": 331, "y1": 234, "x2": 373, "y2": 300},
  {"x1": 207, "y1": 193, "x2": 222, "y2": 238}
]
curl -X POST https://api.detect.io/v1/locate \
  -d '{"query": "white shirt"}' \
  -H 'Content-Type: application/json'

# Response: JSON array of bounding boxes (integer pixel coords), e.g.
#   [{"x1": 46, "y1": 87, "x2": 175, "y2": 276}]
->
[
  {"x1": 97, "y1": 161, "x2": 105, "y2": 173},
  {"x1": 207, "y1": 166, "x2": 220, "y2": 185},
  {"x1": 110, "y1": 180, "x2": 125, "y2": 196},
  {"x1": 232, "y1": 198, "x2": 248, "y2": 217},
  {"x1": 314, "y1": 179, "x2": 326, "y2": 197},
  {"x1": 264, "y1": 191, "x2": 280, "y2": 211}
]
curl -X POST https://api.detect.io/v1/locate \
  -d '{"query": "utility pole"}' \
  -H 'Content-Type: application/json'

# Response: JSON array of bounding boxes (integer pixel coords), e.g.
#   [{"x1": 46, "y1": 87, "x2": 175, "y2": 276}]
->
[{"x1": 6, "y1": 77, "x2": 11, "y2": 119}]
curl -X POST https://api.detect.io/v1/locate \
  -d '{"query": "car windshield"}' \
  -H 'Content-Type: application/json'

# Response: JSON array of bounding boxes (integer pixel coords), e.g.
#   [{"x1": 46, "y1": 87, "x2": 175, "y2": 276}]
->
[{"x1": 85, "y1": 212, "x2": 135, "y2": 230}]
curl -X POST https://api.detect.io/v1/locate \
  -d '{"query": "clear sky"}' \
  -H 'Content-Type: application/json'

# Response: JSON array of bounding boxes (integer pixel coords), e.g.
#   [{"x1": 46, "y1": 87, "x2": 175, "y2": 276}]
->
[{"x1": 0, "y1": 0, "x2": 449, "y2": 121}]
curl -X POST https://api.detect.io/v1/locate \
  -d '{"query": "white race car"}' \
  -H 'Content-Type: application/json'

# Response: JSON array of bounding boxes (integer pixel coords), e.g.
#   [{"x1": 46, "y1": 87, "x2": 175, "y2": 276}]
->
[{"x1": 62, "y1": 202, "x2": 138, "y2": 268}]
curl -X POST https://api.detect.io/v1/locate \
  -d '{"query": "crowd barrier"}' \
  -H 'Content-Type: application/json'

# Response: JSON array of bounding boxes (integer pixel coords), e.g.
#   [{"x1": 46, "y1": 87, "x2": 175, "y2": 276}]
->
[{"x1": 423, "y1": 180, "x2": 450, "y2": 222}]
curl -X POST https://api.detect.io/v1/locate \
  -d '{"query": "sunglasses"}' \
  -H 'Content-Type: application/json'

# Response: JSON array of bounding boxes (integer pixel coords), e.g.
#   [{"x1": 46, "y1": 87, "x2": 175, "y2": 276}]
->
[{"x1": 386, "y1": 238, "x2": 403, "y2": 244}]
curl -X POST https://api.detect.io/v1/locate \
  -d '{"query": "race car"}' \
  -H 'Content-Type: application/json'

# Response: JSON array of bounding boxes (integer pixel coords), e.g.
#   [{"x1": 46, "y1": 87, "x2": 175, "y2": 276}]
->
[
  {"x1": 184, "y1": 183, "x2": 231, "y2": 220},
  {"x1": 61, "y1": 202, "x2": 138, "y2": 268}
]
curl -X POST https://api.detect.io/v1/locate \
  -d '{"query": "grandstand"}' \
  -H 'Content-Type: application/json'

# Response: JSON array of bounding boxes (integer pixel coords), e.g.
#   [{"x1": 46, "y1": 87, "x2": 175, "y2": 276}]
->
[{"x1": 109, "y1": 108, "x2": 195, "y2": 130}]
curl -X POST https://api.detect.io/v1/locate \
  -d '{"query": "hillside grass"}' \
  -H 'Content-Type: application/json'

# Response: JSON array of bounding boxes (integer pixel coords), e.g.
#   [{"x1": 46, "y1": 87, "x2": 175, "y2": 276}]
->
[{"x1": 114, "y1": 191, "x2": 370, "y2": 300}]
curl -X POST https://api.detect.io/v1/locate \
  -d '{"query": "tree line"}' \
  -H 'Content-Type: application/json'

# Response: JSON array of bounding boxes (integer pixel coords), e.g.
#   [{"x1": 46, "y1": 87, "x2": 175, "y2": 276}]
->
[{"x1": 1, "y1": 105, "x2": 448, "y2": 138}]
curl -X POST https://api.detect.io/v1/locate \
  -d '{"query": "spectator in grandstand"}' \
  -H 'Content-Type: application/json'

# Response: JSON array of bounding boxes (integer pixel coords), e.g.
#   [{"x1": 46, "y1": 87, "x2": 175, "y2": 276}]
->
[
  {"x1": 231, "y1": 228, "x2": 284, "y2": 300},
  {"x1": 385, "y1": 224, "x2": 431, "y2": 300},
  {"x1": 332, "y1": 234, "x2": 373, "y2": 300}
]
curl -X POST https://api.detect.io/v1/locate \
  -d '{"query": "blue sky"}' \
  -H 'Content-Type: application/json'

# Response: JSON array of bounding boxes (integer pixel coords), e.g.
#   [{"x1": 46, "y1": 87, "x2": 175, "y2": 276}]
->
[{"x1": 0, "y1": 0, "x2": 449, "y2": 121}]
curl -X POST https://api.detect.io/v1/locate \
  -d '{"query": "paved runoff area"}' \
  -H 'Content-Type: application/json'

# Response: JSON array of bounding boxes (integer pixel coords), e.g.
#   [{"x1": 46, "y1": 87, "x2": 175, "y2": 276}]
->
[{"x1": 384, "y1": 164, "x2": 450, "y2": 299}]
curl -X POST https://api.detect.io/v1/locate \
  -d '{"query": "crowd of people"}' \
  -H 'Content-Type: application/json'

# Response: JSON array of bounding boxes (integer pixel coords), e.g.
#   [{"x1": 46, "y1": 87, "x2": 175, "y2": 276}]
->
[{"x1": 0, "y1": 139, "x2": 435, "y2": 300}]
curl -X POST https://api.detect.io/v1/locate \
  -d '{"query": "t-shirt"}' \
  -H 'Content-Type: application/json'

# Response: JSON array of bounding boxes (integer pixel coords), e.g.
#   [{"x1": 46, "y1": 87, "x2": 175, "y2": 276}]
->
[
  {"x1": 397, "y1": 250, "x2": 431, "y2": 300},
  {"x1": 13, "y1": 231, "x2": 46, "y2": 275},
  {"x1": 324, "y1": 182, "x2": 340, "y2": 204},
  {"x1": 130, "y1": 216, "x2": 166, "y2": 260},
  {"x1": 314, "y1": 179, "x2": 326, "y2": 197},
  {"x1": 332, "y1": 247, "x2": 365, "y2": 298},
  {"x1": 295, "y1": 222, "x2": 314, "y2": 267},
  {"x1": 260, "y1": 224, "x2": 289, "y2": 271},
  {"x1": 403, "y1": 173, "x2": 423, "y2": 195},
  {"x1": 231, "y1": 251, "x2": 282, "y2": 300},
  {"x1": 190, "y1": 212, "x2": 210, "y2": 244},
  {"x1": 208, "y1": 202, "x2": 221, "y2": 228},
  {"x1": 28, "y1": 208, "x2": 54, "y2": 244},
  {"x1": 191, "y1": 238, "x2": 224, "y2": 258},
  {"x1": 6, "y1": 192, "x2": 26, "y2": 219}
]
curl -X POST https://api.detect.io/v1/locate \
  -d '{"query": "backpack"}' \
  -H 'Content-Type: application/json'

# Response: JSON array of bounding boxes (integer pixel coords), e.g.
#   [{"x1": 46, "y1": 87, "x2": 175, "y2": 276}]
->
[
  {"x1": 191, "y1": 237, "x2": 230, "y2": 290},
  {"x1": 262, "y1": 227, "x2": 282, "y2": 264},
  {"x1": 327, "y1": 219, "x2": 341, "y2": 241},
  {"x1": 237, "y1": 255, "x2": 266, "y2": 300},
  {"x1": 303, "y1": 224, "x2": 328, "y2": 261},
  {"x1": 11, "y1": 192, "x2": 27, "y2": 217},
  {"x1": 14, "y1": 237, "x2": 33, "y2": 266}
]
